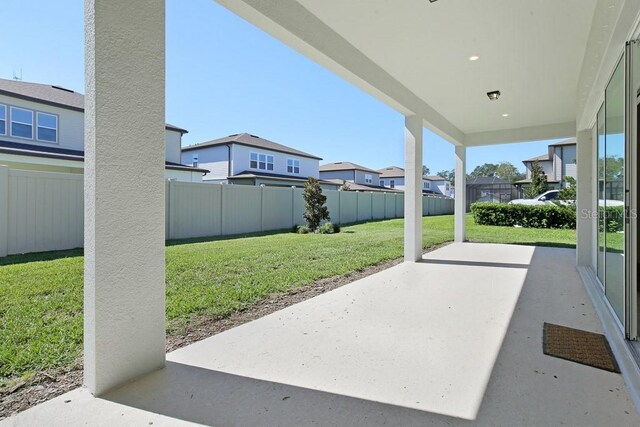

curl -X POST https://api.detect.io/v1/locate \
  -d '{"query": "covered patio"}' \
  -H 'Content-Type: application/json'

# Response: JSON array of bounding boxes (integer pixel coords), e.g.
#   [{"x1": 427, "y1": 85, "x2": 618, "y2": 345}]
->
[
  {"x1": 5, "y1": 0, "x2": 640, "y2": 424},
  {"x1": 6, "y1": 243, "x2": 638, "y2": 425}
]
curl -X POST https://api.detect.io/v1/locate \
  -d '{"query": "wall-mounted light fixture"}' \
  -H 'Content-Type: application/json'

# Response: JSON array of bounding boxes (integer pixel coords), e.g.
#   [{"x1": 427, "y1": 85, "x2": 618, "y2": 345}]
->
[{"x1": 487, "y1": 90, "x2": 501, "y2": 101}]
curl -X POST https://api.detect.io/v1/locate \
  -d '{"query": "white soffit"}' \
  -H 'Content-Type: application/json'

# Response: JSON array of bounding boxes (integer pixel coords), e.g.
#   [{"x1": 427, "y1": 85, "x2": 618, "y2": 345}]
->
[{"x1": 218, "y1": 0, "x2": 598, "y2": 145}]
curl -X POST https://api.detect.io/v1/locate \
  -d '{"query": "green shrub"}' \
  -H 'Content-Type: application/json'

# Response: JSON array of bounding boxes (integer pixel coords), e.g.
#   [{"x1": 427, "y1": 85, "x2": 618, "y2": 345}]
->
[
  {"x1": 296, "y1": 225, "x2": 310, "y2": 234},
  {"x1": 317, "y1": 222, "x2": 340, "y2": 234},
  {"x1": 600, "y1": 205, "x2": 624, "y2": 233},
  {"x1": 470, "y1": 202, "x2": 576, "y2": 229}
]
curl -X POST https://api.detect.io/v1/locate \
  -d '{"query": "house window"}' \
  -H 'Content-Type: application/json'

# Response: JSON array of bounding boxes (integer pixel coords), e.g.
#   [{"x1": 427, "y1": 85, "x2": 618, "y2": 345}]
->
[
  {"x1": 365, "y1": 174, "x2": 372, "y2": 184},
  {"x1": 36, "y1": 112, "x2": 58, "y2": 143},
  {"x1": 380, "y1": 180, "x2": 385, "y2": 187},
  {"x1": 250, "y1": 152, "x2": 274, "y2": 171},
  {"x1": 423, "y1": 181, "x2": 430, "y2": 189},
  {"x1": 390, "y1": 180, "x2": 395, "y2": 189},
  {"x1": 287, "y1": 159, "x2": 300, "y2": 174},
  {"x1": 10, "y1": 107, "x2": 33, "y2": 139},
  {"x1": 0, "y1": 104, "x2": 6, "y2": 135},
  {"x1": 192, "y1": 154, "x2": 199, "y2": 168}
]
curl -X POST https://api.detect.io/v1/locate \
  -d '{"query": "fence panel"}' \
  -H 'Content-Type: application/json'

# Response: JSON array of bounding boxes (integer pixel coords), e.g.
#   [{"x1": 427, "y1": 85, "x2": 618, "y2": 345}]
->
[
  {"x1": 6, "y1": 169, "x2": 83, "y2": 255},
  {"x1": 292, "y1": 187, "x2": 305, "y2": 226},
  {"x1": 339, "y1": 191, "x2": 357, "y2": 224},
  {"x1": 263, "y1": 186, "x2": 295, "y2": 231},
  {"x1": 357, "y1": 192, "x2": 372, "y2": 221},
  {"x1": 371, "y1": 193, "x2": 385, "y2": 219},
  {"x1": 169, "y1": 181, "x2": 222, "y2": 239},
  {"x1": 324, "y1": 190, "x2": 340, "y2": 224},
  {"x1": 384, "y1": 194, "x2": 396, "y2": 218},
  {"x1": 221, "y1": 185, "x2": 262, "y2": 235}
]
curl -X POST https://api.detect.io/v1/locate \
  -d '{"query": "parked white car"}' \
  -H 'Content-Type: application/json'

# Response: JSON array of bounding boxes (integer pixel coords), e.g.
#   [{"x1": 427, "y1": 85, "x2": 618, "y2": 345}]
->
[
  {"x1": 509, "y1": 190, "x2": 624, "y2": 206},
  {"x1": 509, "y1": 190, "x2": 566, "y2": 206}
]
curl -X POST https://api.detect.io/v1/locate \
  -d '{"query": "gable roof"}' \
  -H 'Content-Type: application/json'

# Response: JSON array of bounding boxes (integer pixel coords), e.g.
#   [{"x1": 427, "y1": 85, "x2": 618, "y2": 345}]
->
[
  {"x1": 182, "y1": 133, "x2": 322, "y2": 160},
  {"x1": 377, "y1": 166, "x2": 405, "y2": 178},
  {"x1": 523, "y1": 153, "x2": 551, "y2": 163},
  {"x1": 0, "y1": 78, "x2": 188, "y2": 134},
  {"x1": 320, "y1": 161, "x2": 379, "y2": 174}
]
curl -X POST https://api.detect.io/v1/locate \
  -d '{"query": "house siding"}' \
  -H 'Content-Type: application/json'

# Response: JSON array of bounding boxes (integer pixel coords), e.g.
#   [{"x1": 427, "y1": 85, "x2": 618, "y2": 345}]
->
[
  {"x1": 319, "y1": 170, "x2": 356, "y2": 182},
  {"x1": 231, "y1": 143, "x2": 320, "y2": 179},
  {"x1": 0, "y1": 93, "x2": 84, "y2": 151},
  {"x1": 182, "y1": 145, "x2": 229, "y2": 181},
  {"x1": 165, "y1": 130, "x2": 182, "y2": 164},
  {"x1": 354, "y1": 170, "x2": 380, "y2": 186}
]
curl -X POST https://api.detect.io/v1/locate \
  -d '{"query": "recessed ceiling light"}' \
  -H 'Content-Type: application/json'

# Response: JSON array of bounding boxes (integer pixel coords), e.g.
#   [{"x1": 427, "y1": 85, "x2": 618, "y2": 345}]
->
[
  {"x1": 502, "y1": 113, "x2": 510, "y2": 117},
  {"x1": 487, "y1": 90, "x2": 501, "y2": 101},
  {"x1": 469, "y1": 55, "x2": 480, "y2": 61}
]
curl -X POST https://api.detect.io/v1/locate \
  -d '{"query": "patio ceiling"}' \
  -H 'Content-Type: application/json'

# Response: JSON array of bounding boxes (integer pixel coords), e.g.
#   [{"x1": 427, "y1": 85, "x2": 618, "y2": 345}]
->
[{"x1": 215, "y1": 0, "x2": 630, "y2": 146}]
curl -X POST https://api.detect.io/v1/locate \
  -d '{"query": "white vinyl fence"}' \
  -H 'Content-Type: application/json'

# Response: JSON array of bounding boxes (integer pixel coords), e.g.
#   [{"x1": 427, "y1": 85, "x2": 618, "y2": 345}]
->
[{"x1": 0, "y1": 165, "x2": 454, "y2": 256}]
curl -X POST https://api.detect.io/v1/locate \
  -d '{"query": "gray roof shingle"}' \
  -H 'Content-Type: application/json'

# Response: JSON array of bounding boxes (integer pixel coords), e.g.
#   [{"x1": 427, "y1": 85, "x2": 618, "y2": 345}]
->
[
  {"x1": 0, "y1": 78, "x2": 188, "y2": 133},
  {"x1": 182, "y1": 133, "x2": 322, "y2": 160}
]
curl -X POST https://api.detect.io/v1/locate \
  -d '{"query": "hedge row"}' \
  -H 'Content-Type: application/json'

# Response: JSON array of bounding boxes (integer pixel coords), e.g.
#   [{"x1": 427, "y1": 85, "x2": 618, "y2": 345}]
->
[
  {"x1": 470, "y1": 202, "x2": 576, "y2": 229},
  {"x1": 471, "y1": 202, "x2": 625, "y2": 231}
]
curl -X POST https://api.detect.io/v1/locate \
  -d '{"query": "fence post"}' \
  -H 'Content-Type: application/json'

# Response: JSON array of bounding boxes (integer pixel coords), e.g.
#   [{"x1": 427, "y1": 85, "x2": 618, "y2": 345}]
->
[
  {"x1": 260, "y1": 184, "x2": 265, "y2": 232},
  {"x1": 167, "y1": 179, "x2": 176, "y2": 240},
  {"x1": 0, "y1": 166, "x2": 8, "y2": 257}
]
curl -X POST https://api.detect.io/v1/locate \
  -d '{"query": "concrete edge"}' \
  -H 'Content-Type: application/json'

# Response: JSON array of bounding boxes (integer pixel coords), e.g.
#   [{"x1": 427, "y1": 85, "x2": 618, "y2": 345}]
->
[{"x1": 577, "y1": 265, "x2": 640, "y2": 415}]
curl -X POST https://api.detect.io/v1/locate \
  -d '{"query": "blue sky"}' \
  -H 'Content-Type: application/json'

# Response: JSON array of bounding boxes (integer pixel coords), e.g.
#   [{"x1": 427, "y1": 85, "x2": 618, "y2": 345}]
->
[{"x1": 1, "y1": 0, "x2": 560, "y2": 174}]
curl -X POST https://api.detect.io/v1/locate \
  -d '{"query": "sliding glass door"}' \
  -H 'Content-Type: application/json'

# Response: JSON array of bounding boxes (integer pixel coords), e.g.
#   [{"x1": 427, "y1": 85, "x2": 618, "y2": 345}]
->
[
  {"x1": 596, "y1": 42, "x2": 639, "y2": 339},
  {"x1": 604, "y1": 56, "x2": 626, "y2": 324}
]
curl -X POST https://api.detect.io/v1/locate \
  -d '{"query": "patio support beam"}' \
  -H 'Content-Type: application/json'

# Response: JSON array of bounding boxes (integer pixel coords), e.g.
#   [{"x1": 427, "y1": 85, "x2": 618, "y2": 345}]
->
[
  {"x1": 454, "y1": 146, "x2": 467, "y2": 242},
  {"x1": 576, "y1": 128, "x2": 593, "y2": 266},
  {"x1": 84, "y1": 0, "x2": 166, "y2": 395},
  {"x1": 404, "y1": 115, "x2": 423, "y2": 262}
]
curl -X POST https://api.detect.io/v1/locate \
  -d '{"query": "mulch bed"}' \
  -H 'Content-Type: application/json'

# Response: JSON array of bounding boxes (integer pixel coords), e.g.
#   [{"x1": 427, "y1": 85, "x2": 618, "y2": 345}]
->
[{"x1": 0, "y1": 243, "x2": 448, "y2": 420}]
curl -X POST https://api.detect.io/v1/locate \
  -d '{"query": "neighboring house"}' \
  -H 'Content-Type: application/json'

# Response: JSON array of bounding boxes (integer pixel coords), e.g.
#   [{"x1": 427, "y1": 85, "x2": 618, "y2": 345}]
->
[
  {"x1": 378, "y1": 166, "x2": 452, "y2": 196},
  {"x1": 319, "y1": 161, "x2": 400, "y2": 192},
  {"x1": 181, "y1": 133, "x2": 338, "y2": 189},
  {"x1": 0, "y1": 78, "x2": 208, "y2": 182},
  {"x1": 515, "y1": 138, "x2": 577, "y2": 195}
]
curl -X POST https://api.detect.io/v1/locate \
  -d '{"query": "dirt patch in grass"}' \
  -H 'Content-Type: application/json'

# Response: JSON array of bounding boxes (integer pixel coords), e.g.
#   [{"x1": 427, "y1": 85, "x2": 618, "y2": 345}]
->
[{"x1": 0, "y1": 243, "x2": 448, "y2": 420}]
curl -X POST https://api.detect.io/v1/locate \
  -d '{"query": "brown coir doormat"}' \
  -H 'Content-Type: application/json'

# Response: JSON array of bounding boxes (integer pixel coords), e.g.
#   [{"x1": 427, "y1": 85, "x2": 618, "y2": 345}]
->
[{"x1": 543, "y1": 323, "x2": 620, "y2": 373}]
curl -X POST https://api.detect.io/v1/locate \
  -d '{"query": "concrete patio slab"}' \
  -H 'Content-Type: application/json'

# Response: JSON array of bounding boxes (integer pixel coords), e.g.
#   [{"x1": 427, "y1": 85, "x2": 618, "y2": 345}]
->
[{"x1": 3, "y1": 243, "x2": 639, "y2": 426}]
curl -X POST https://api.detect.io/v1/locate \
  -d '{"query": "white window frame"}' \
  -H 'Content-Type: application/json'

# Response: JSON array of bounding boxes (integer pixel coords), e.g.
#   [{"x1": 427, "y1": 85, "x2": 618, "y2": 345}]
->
[
  {"x1": 423, "y1": 181, "x2": 430, "y2": 189},
  {"x1": 0, "y1": 104, "x2": 6, "y2": 136},
  {"x1": 390, "y1": 179, "x2": 395, "y2": 189},
  {"x1": 10, "y1": 106, "x2": 34, "y2": 140},
  {"x1": 380, "y1": 179, "x2": 385, "y2": 187},
  {"x1": 36, "y1": 111, "x2": 58, "y2": 143},
  {"x1": 365, "y1": 174, "x2": 373, "y2": 184},
  {"x1": 287, "y1": 158, "x2": 300, "y2": 174},
  {"x1": 250, "y1": 151, "x2": 274, "y2": 171}
]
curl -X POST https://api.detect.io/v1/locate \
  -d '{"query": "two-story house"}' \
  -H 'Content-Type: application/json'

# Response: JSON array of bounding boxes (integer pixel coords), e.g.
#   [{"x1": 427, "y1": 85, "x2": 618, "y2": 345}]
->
[
  {"x1": 515, "y1": 138, "x2": 577, "y2": 195},
  {"x1": 181, "y1": 133, "x2": 338, "y2": 189},
  {"x1": 319, "y1": 161, "x2": 400, "y2": 192},
  {"x1": 378, "y1": 166, "x2": 453, "y2": 197},
  {"x1": 0, "y1": 78, "x2": 208, "y2": 181}
]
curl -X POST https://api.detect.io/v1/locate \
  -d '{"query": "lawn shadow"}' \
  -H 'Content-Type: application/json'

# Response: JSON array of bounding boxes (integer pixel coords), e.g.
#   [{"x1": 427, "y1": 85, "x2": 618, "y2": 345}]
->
[{"x1": 0, "y1": 248, "x2": 83, "y2": 267}]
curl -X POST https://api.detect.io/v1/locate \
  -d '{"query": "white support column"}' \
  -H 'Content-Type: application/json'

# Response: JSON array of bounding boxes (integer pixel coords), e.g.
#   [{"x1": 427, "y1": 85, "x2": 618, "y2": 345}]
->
[
  {"x1": 576, "y1": 129, "x2": 594, "y2": 267},
  {"x1": 84, "y1": 0, "x2": 166, "y2": 395},
  {"x1": 454, "y1": 145, "x2": 467, "y2": 242},
  {"x1": 404, "y1": 115, "x2": 423, "y2": 262}
]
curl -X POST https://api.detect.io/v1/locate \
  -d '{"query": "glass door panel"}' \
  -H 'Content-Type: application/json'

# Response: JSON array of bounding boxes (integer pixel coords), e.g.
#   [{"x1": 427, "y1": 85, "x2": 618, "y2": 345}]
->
[
  {"x1": 604, "y1": 56, "x2": 626, "y2": 324},
  {"x1": 597, "y1": 105, "x2": 606, "y2": 286}
]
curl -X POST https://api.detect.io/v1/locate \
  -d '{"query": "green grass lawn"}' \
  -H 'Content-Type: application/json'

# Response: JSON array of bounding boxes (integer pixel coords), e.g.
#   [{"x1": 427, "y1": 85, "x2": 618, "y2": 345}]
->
[{"x1": 0, "y1": 214, "x2": 576, "y2": 386}]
